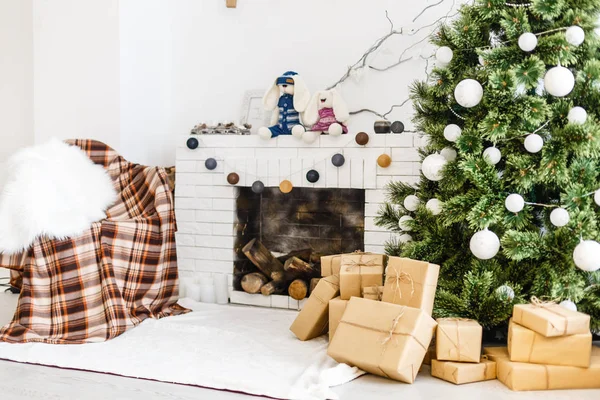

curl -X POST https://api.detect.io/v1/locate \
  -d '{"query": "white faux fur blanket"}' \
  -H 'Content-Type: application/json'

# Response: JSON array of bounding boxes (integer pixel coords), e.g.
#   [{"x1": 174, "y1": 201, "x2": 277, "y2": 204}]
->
[{"x1": 0, "y1": 139, "x2": 117, "y2": 254}]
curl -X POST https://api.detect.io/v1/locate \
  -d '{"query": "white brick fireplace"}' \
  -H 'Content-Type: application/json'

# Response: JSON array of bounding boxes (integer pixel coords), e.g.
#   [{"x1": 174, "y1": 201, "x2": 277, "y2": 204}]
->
[{"x1": 174, "y1": 133, "x2": 423, "y2": 308}]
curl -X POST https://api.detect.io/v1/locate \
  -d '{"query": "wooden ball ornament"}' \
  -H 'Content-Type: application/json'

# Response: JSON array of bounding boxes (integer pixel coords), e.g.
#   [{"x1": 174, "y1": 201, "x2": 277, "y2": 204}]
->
[
  {"x1": 279, "y1": 179, "x2": 293, "y2": 194},
  {"x1": 355, "y1": 132, "x2": 370, "y2": 146},
  {"x1": 377, "y1": 154, "x2": 392, "y2": 168},
  {"x1": 227, "y1": 172, "x2": 240, "y2": 185}
]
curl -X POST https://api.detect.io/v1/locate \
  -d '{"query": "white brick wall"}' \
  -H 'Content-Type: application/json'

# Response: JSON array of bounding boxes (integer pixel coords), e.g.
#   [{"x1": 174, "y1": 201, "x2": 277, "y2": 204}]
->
[{"x1": 175, "y1": 133, "x2": 422, "y2": 306}]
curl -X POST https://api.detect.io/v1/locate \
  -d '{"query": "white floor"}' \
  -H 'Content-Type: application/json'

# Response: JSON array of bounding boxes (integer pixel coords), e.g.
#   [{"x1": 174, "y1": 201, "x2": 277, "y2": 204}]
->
[{"x1": 0, "y1": 291, "x2": 599, "y2": 400}]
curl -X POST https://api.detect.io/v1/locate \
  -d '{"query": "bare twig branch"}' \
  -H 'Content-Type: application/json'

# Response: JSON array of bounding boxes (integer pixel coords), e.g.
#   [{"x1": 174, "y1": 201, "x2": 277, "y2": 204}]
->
[{"x1": 412, "y1": 0, "x2": 445, "y2": 23}]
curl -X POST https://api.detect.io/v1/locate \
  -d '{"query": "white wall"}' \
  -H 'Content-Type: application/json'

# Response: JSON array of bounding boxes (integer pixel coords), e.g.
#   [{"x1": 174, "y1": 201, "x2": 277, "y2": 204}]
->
[
  {"x1": 28, "y1": 0, "x2": 459, "y2": 166},
  {"x1": 33, "y1": 0, "x2": 120, "y2": 149},
  {"x1": 0, "y1": 0, "x2": 33, "y2": 163}
]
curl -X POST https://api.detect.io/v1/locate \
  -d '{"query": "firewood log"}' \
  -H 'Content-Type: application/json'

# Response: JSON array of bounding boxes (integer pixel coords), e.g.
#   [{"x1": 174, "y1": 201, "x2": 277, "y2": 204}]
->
[
  {"x1": 288, "y1": 279, "x2": 308, "y2": 300},
  {"x1": 260, "y1": 279, "x2": 288, "y2": 296},
  {"x1": 241, "y1": 272, "x2": 269, "y2": 294},
  {"x1": 284, "y1": 256, "x2": 319, "y2": 280},
  {"x1": 243, "y1": 238, "x2": 284, "y2": 278},
  {"x1": 276, "y1": 248, "x2": 312, "y2": 264}
]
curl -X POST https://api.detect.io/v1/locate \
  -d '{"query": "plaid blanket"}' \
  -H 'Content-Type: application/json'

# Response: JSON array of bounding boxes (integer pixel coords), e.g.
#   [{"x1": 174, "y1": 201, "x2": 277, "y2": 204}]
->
[{"x1": 0, "y1": 140, "x2": 189, "y2": 344}]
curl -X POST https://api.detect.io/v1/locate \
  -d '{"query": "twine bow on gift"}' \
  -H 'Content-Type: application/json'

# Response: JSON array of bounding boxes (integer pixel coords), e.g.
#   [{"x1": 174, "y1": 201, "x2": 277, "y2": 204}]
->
[
  {"x1": 344, "y1": 254, "x2": 379, "y2": 295},
  {"x1": 385, "y1": 270, "x2": 415, "y2": 304},
  {"x1": 363, "y1": 285, "x2": 384, "y2": 301},
  {"x1": 529, "y1": 296, "x2": 570, "y2": 335}
]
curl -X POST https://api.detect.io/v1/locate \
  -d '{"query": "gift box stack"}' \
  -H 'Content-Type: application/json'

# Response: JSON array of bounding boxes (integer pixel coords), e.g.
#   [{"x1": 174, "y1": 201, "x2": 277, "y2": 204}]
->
[
  {"x1": 291, "y1": 253, "x2": 447, "y2": 384},
  {"x1": 482, "y1": 300, "x2": 600, "y2": 391}
]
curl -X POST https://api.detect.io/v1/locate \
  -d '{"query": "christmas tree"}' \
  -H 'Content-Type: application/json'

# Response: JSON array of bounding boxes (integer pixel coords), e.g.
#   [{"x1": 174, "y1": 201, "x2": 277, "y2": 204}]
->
[{"x1": 376, "y1": 0, "x2": 600, "y2": 332}]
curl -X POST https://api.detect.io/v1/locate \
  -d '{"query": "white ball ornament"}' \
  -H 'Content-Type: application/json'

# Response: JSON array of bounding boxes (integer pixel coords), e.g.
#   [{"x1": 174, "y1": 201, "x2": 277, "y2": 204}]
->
[
  {"x1": 470, "y1": 228, "x2": 501, "y2": 260},
  {"x1": 559, "y1": 300, "x2": 577, "y2": 312},
  {"x1": 573, "y1": 240, "x2": 600, "y2": 271},
  {"x1": 399, "y1": 215, "x2": 414, "y2": 231},
  {"x1": 399, "y1": 233, "x2": 413, "y2": 244},
  {"x1": 404, "y1": 195, "x2": 421, "y2": 211},
  {"x1": 524, "y1": 133, "x2": 544, "y2": 153},
  {"x1": 443, "y1": 124, "x2": 462, "y2": 142},
  {"x1": 550, "y1": 208, "x2": 570, "y2": 227},
  {"x1": 454, "y1": 79, "x2": 484, "y2": 108},
  {"x1": 440, "y1": 147, "x2": 457, "y2": 161},
  {"x1": 436, "y1": 46, "x2": 453, "y2": 64},
  {"x1": 495, "y1": 285, "x2": 515, "y2": 302},
  {"x1": 426, "y1": 198, "x2": 442, "y2": 215},
  {"x1": 518, "y1": 32, "x2": 538, "y2": 52},
  {"x1": 544, "y1": 65, "x2": 575, "y2": 97},
  {"x1": 594, "y1": 189, "x2": 600, "y2": 206},
  {"x1": 568, "y1": 107, "x2": 587, "y2": 125},
  {"x1": 483, "y1": 146, "x2": 501, "y2": 165},
  {"x1": 565, "y1": 26, "x2": 585, "y2": 46},
  {"x1": 422, "y1": 153, "x2": 447, "y2": 181},
  {"x1": 505, "y1": 194, "x2": 525, "y2": 213}
]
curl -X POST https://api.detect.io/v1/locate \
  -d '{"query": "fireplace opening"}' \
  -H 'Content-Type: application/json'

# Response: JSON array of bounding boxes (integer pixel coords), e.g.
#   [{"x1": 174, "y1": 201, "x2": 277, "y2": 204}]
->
[{"x1": 232, "y1": 187, "x2": 365, "y2": 299}]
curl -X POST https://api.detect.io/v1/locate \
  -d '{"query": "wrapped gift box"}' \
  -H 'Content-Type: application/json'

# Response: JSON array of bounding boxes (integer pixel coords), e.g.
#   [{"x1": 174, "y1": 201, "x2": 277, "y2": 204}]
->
[
  {"x1": 321, "y1": 254, "x2": 342, "y2": 277},
  {"x1": 382, "y1": 257, "x2": 439, "y2": 315},
  {"x1": 507, "y1": 319, "x2": 591, "y2": 367},
  {"x1": 436, "y1": 318, "x2": 482, "y2": 363},
  {"x1": 512, "y1": 303, "x2": 590, "y2": 337},
  {"x1": 423, "y1": 343, "x2": 436, "y2": 366},
  {"x1": 339, "y1": 253, "x2": 385, "y2": 300},
  {"x1": 328, "y1": 296, "x2": 348, "y2": 342},
  {"x1": 490, "y1": 347, "x2": 600, "y2": 391},
  {"x1": 327, "y1": 297, "x2": 437, "y2": 384},
  {"x1": 362, "y1": 285, "x2": 384, "y2": 301},
  {"x1": 483, "y1": 346, "x2": 509, "y2": 361},
  {"x1": 431, "y1": 358, "x2": 496, "y2": 385},
  {"x1": 290, "y1": 275, "x2": 340, "y2": 341}
]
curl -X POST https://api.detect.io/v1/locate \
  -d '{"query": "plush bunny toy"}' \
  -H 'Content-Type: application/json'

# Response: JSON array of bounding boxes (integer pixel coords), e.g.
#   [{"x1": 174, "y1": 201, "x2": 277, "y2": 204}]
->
[
  {"x1": 301, "y1": 89, "x2": 349, "y2": 143},
  {"x1": 258, "y1": 71, "x2": 310, "y2": 140}
]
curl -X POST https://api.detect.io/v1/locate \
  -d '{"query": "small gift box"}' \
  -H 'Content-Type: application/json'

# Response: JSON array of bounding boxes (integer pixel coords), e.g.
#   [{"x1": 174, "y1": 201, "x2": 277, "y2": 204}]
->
[
  {"x1": 436, "y1": 318, "x2": 482, "y2": 363},
  {"x1": 431, "y1": 358, "x2": 496, "y2": 385},
  {"x1": 339, "y1": 253, "x2": 385, "y2": 300},
  {"x1": 512, "y1": 299, "x2": 590, "y2": 337},
  {"x1": 382, "y1": 257, "x2": 439, "y2": 315},
  {"x1": 321, "y1": 254, "x2": 342, "y2": 277},
  {"x1": 362, "y1": 285, "x2": 384, "y2": 301},
  {"x1": 327, "y1": 297, "x2": 437, "y2": 384},
  {"x1": 507, "y1": 319, "x2": 592, "y2": 367},
  {"x1": 290, "y1": 275, "x2": 340, "y2": 341},
  {"x1": 489, "y1": 347, "x2": 600, "y2": 391},
  {"x1": 328, "y1": 296, "x2": 348, "y2": 342}
]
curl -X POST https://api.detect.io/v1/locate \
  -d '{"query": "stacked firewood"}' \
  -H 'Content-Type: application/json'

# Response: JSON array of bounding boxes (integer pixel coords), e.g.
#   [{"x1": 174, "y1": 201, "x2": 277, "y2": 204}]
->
[{"x1": 235, "y1": 239, "x2": 321, "y2": 300}]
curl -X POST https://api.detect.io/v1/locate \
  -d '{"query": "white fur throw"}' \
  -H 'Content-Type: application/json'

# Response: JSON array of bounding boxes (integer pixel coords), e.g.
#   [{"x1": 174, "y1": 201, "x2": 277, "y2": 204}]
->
[{"x1": 0, "y1": 139, "x2": 117, "y2": 254}]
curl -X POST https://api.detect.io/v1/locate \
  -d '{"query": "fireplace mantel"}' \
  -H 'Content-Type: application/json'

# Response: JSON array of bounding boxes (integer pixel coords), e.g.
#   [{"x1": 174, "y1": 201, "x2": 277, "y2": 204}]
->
[{"x1": 175, "y1": 133, "x2": 423, "y2": 308}]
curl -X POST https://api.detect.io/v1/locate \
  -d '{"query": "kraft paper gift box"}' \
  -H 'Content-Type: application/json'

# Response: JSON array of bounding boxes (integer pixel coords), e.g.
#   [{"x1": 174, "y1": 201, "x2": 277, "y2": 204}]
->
[
  {"x1": 290, "y1": 275, "x2": 340, "y2": 341},
  {"x1": 512, "y1": 302, "x2": 590, "y2": 337},
  {"x1": 431, "y1": 358, "x2": 497, "y2": 385},
  {"x1": 327, "y1": 297, "x2": 437, "y2": 384},
  {"x1": 328, "y1": 296, "x2": 348, "y2": 342},
  {"x1": 321, "y1": 254, "x2": 342, "y2": 277},
  {"x1": 362, "y1": 285, "x2": 384, "y2": 301},
  {"x1": 507, "y1": 319, "x2": 591, "y2": 367},
  {"x1": 339, "y1": 253, "x2": 385, "y2": 300},
  {"x1": 488, "y1": 346, "x2": 600, "y2": 391},
  {"x1": 382, "y1": 257, "x2": 439, "y2": 316},
  {"x1": 436, "y1": 318, "x2": 482, "y2": 363}
]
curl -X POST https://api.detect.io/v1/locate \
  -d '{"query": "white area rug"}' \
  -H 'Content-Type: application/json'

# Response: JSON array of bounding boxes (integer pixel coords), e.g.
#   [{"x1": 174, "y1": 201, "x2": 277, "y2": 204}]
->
[{"x1": 0, "y1": 299, "x2": 364, "y2": 400}]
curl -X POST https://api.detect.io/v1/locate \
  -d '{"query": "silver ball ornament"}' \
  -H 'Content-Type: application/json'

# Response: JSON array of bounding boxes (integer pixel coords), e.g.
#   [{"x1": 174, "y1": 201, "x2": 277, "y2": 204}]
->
[
  {"x1": 404, "y1": 195, "x2": 420, "y2": 211},
  {"x1": 483, "y1": 147, "x2": 501, "y2": 165},
  {"x1": 495, "y1": 285, "x2": 515, "y2": 302},
  {"x1": 550, "y1": 208, "x2": 570, "y2": 227},
  {"x1": 573, "y1": 240, "x2": 600, "y2": 271},
  {"x1": 505, "y1": 194, "x2": 525, "y2": 213},
  {"x1": 470, "y1": 228, "x2": 501, "y2": 260}
]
